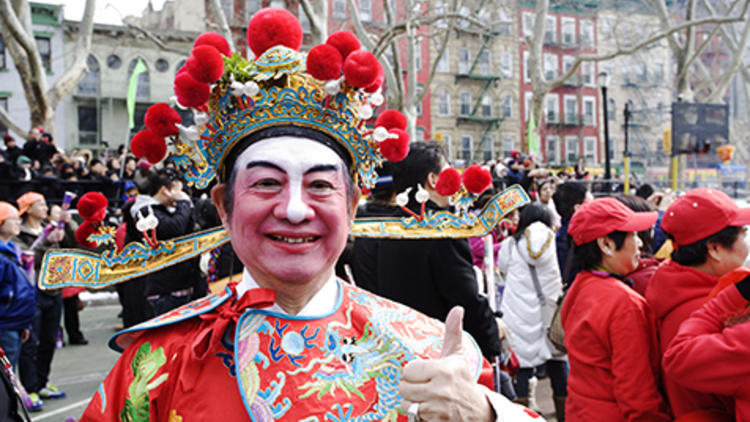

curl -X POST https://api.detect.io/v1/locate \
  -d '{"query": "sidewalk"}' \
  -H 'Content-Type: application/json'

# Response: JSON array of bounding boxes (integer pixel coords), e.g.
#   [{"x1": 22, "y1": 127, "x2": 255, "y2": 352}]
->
[{"x1": 79, "y1": 290, "x2": 119, "y2": 307}]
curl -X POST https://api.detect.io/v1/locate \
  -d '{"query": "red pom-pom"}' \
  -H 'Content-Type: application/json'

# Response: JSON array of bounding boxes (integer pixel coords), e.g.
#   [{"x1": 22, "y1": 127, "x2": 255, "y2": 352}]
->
[
  {"x1": 194, "y1": 32, "x2": 231, "y2": 56},
  {"x1": 436, "y1": 168, "x2": 462, "y2": 196},
  {"x1": 176, "y1": 65, "x2": 187, "y2": 76},
  {"x1": 174, "y1": 73, "x2": 210, "y2": 108},
  {"x1": 186, "y1": 45, "x2": 224, "y2": 83},
  {"x1": 247, "y1": 8, "x2": 303, "y2": 57},
  {"x1": 343, "y1": 50, "x2": 380, "y2": 88},
  {"x1": 130, "y1": 129, "x2": 167, "y2": 164},
  {"x1": 375, "y1": 110, "x2": 407, "y2": 131},
  {"x1": 77, "y1": 192, "x2": 108, "y2": 222},
  {"x1": 306, "y1": 44, "x2": 343, "y2": 80},
  {"x1": 379, "y1": 128, "x2": 410, "y2": 162},
  {"x1": 144, "y1": 103, "x2": 181, "y2": 138},
  {"x1": 326, "y1": 31, "x2": 361, "y2": 60},
  {"x1": 363, "y1": 63, "x2": 384, "y2": 93},
  {"x1": 75, "y1": 221, "x2": 97, "y2": 249},
  {"x1": 463, "y1": 165, "x2": 492, "y2": 194}
]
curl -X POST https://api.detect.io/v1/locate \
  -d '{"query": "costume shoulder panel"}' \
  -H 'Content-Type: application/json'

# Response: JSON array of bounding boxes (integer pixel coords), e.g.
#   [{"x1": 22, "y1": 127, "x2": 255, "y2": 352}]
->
[{"x1": 109, "y1": 286, "x2": 234, "y2": 352}]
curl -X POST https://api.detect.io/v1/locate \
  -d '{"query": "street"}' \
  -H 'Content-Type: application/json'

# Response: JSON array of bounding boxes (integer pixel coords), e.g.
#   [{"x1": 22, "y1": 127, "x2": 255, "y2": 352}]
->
[{"x1": 28, "y1": 305, "x2": 120, "y2": 422}]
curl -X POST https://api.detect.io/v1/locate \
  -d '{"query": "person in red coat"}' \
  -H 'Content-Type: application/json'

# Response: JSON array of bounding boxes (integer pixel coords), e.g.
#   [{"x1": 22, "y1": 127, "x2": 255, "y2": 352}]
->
[
  {"x1": 664, "y1": 271, "x2": 750, "y2": 422},
  {"x1": 563, "y1": 197, "x2": 671, "y2": 421},
  {"x1": 646, "y1": 188, "x2": 750, "y2": 418}
]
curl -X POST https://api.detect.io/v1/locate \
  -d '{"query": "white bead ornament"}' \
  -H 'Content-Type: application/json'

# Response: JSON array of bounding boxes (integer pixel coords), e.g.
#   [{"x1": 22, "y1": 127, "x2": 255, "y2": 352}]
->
[
  {"x1": 396, "y1": 188, "x2": 412, "y2": 207},
  {"x1": 193, "y1": 111, "x2": 209, "y2": 126},
  {"x1": 370, "y1": 91, "x2": 384, "y2": 106},
  {"x1": 358, "y1": 105, "x2": 373, "y2": 120},
  {"x1": 373, "y1": 126, "x2": 389, "y2": 142},
  {"x1": 415, "y1": 184, "x2": 430, "y2": 203},
  {"x1": 325, "y1": 80, "x2": 341, "y2": 96},
  {"x1": 242, "y1": 81, "x2": 260, "y2": 97}
]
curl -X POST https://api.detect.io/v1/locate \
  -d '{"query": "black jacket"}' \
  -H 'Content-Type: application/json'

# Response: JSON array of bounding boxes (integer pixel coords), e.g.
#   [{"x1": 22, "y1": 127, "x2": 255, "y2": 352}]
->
[
  {"x1": 351, "y1": 201, "x2": 502, "y2": 359},
  {"x1": 125, "y1": 199, "x2": 201, "y2": 297}
]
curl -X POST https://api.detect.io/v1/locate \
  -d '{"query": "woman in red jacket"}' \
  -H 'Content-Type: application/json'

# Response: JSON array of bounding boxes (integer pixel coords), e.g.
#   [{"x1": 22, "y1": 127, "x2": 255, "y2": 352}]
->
[
  {"x1": 646, "y1": 188, "x2": 750, "y2": 418},
  {"x1": 563, "y1": 197, "x2": 671, "y2": 422}
]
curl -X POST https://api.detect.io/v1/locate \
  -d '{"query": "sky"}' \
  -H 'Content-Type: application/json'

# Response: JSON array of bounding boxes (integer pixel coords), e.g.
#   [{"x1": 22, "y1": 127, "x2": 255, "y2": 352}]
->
[{"x1": 33, "y1": 0, "x2": 169, "y2": 25}]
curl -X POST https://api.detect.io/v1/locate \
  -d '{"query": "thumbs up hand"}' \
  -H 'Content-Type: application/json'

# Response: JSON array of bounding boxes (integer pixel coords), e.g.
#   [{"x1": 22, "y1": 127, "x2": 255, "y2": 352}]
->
[{"x1": 398, "y1": 306, "x2": 494, "y2": 422}]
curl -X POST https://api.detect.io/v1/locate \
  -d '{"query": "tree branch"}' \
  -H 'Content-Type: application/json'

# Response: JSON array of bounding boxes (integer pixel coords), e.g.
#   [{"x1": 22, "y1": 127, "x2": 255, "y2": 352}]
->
[
  {"x1": 299, "y1": 0, "x2": 327, "y2": 44},
  {"x1": 0, "y1": 105, "x2": 27, "y2": 139},
  {"x1": 124, "y1": 22, "x2": 191, "y2": 55},
  {"x1": 207, "y1": 0, "x2": 236, "y2": 51}
]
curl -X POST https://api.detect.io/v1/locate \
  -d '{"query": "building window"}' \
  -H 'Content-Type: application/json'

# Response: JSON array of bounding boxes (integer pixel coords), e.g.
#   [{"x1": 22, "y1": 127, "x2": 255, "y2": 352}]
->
[
  {"x1": 0, "y1": 97, "x2": 7, "y2": 136},
  {"x1": 497, "y1": 10, "x2": 512, "y2": 35},
  {"x1": 522, "y1": 11, "x2": 535, "y2": 37},
  {"x1": 482, "y1": 134, "x2": 494, "y2": 161},
  {"x1": 460, "y1": 135, "x2": 472, "y2": 160},
  {"x1": 246, "y1": 0, "x2": 261, "y2": 20},
  {"x1": 441, "y1": 133, "x2": 452, "y2": 159},
  {"x1": 458, "y1": 48, "x2": 471, "y2": 74},
  {"x1": 78, "y1": 55, "x2": 100, "y2": 96},
  {"x1": 501, "y1": 94, "x2": 512, "y2": 118},
  {"x1": 481, "y1": 94, "x2": 492, "y2": 117},
  {"x1": 500, "y1": 52, "x2": 512, "y2": 78},
  {"x1": 581, "y1": 61, "x2": 594, "y2": 86},
  {"x1": 415, "y1": 40, "x2": 422, "y2": 72},
  {"x1": 36, "y1": 37, "x2": 51, "y2": 72},
  {"x1": 580, "y1": 19, "x2": 594, "y2": 46},
  {"x1": 107, "y1": 54, "x2": 121, "y2": 69},
  {"x1": 544, "y1": 53, "x2": 558, "y2": 81},
  {"x1": 437, "y1": 90, "x2": 451, "y2": 116},
  {"x1": 299, "y1": 4, "x2": 311, "y2": 33},
  {"x1": 435, "y1": 2, "x2": 448, "y2": 29},
  {"x1": 78, "y1": 105, "x2": 98, "y2": 145},
  {"x1": 523, "y1": 51, "x2": 530, "y2": 83},
  {"x1": 436, "y1": 47, "x2": 450, "y2": 72},
  {"x1": 333, "y1": 0, "x2": 346, "y2": 19},
  {"x1": 561, "y1": 17, "x2": 576, "y2": 45},
  {"x1": 582, "y1": 96, "x2": 595, "y2": 126},
  {"x1": 479, "y1": 50, "x2": 491, "y2": 76},
  {"x1": 220, "y1": 0, "x2": 234, "y2": 23},
  {"x1": 562, "y1": 55, "x2": 576, "y2": 85},
  {"x1": 502, "y1": 136, "x2": 514, "y2": 157},
  {"x1": 155, "y1": 58, "x2": 169, "y2": 72},
  {"x1": 546, "y1": 93, "x2": 559, "y2": 123},
  {"x1": 459, "y1": 91, "x2": 471, "y2": 116},
  {"x1": 564, "y1": 95, "x2": 577, "y2": 124},
  {"x1": 128, "y1": 59, "x2": 150, "y2": 102},
  {"x1": 546, "y1": 135, "x2": 560, "y2": 164},
  {"x1": 608, "y1": 98, "x2": 616, "y2": 121},
  {"x1": 545, "y1": 15, "x2": 557, "y2": 44},
  {"x1": 584, "y1": 136, "x2": 597, "y2": 164},
  {"x1": 416, "y1": 127, "x2": 425, "y2": 142},
  {"x1": 360, "y1": 0, "x2": 372, "y2": 21},
  {"x1": 654, "y1": 62, "x2": 665, "y2": 83},
  {"x1": 566, "y1": 136, "x2": 579, "y2": 163},
  {"x1": 524, "y1": 91, "x2": 533, "y2": 121},
  {"x1": 0, "y1": 35, "x2": 5, "y2": 70},
  {"x1": 416, "y1": 85, "x2": 423, "y2": 116}
]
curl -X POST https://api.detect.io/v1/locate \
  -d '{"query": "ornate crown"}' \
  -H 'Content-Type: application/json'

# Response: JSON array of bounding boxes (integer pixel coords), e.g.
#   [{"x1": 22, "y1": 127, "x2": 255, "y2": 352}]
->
[{"x1": 131, "y1": 8, "x2": 409, "y2": 189}]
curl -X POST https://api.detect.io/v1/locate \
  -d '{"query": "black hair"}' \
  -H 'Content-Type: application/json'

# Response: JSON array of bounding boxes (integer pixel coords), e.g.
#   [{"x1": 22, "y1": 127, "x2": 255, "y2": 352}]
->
[
  {"x1": 552, "y1": 181, "x2": 588, "y2": 219},
  {"x1": 471, "y1": 187, "x2": 497, "y2": 211},
  {"x1": 391, "y1": 141, "x2": 445, "y2": 211},
  {"x1": 571, "y1": 230, "x2": 628, "y2": 272},
  {"x1": 635, "y1": 183, "x2": 654, "y2": 200},
  {"x1": 614, "y1": 194, "x2": 655, "y2": 256},
  {"x1": 512, "y1": 203, "x2": 553, "y2": 241},
  {"x1": 368, "y1": 161, "x2": 396, "y2": 205},
  {"x1": 671, "y1": 225, "x2": 743, "y2": 267},
  {"x1": 90, "y1": 158, "x2": 103, "y2": 168},
  {"x1": 146, "y1": 167, "x2": 183, "y2": 196},
  {"x1": 41, "y1": 132, "x2": 53, "y2": 143}
]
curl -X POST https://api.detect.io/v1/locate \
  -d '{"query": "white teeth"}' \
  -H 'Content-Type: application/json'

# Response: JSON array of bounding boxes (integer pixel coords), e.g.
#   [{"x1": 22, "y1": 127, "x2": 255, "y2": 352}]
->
[{"x1": 270, "y1": 235, "x2": 316, "y2": 244}]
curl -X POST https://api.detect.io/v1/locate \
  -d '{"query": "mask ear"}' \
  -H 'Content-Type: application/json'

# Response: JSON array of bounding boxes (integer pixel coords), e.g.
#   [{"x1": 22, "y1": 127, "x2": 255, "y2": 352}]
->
[{"x1": 210, "y1": 183, "x2": 230, "y2": 228}]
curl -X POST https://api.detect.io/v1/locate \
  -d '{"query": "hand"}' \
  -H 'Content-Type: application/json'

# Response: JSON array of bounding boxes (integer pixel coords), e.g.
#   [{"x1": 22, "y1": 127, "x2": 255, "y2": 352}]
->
[
  {"x1": 47, "y1": 229, "x2": 64, "y2": 243},
  {"x1": 21, "y1": 329, "x2": 30, "y2": 343},
  {"x1": 399, "y1": 306, "x2": 494, "y2": 422},
  {"x1": 496, "y1": 317, "x2": 507, "y2": 342},
  {"x1": 61, "y1": 211, "x2": 71, "y2": 223}
]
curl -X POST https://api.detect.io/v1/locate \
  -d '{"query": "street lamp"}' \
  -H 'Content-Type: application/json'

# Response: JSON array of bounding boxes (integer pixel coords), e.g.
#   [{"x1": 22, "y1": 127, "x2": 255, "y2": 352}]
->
[{"x1": 598, "y1": 71, "x2": 612, "y2": 182}]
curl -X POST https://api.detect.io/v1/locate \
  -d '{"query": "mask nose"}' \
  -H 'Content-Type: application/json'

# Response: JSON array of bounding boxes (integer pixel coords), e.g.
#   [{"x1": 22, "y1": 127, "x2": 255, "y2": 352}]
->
[{"x1": 277, "y1": 181, "x2": 314, "y2": 224}]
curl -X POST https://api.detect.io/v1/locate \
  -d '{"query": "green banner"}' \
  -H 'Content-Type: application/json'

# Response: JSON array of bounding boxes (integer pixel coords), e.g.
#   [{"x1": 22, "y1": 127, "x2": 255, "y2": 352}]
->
[
  {"x1": 527, "y1": 113, "x2": 539, "y2": 156},
  {"x1": 126, "y1": 59, "x2": 147, "y2": 129}
]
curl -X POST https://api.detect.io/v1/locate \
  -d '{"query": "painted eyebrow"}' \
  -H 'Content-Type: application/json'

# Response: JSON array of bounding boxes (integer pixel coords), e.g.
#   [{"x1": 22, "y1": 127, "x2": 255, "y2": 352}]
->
[{"x1": 245, "y1": 161, "x2": 339, "y2": 175}]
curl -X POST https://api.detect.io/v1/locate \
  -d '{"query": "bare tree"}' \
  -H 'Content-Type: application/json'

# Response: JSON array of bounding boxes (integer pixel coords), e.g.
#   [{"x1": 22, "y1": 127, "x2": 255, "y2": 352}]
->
[
  {"x1": 299, "y1": 0, "x2": 329, "y2": 45},
  {"x1": 348, "y1": 0, "x2": 490, "y2": 140},
  {"x1": 523, "y1": 0, "x2": 748, "y2": 152},
  {"x1": 0, "y1": 0, "x2": 97, "y2": 138}
]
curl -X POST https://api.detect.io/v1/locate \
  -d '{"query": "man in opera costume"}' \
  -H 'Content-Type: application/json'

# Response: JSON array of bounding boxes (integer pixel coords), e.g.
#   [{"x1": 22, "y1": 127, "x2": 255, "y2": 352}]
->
[{"x1": 74, "y1": 8, "x2": 540, "y2": 422}]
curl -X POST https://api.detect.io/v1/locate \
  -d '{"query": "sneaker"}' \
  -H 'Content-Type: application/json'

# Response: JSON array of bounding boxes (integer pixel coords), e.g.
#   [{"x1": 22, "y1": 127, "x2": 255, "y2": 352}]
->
[
  {"x1": 39, "y1": 383, "x2": 66, "y2": 399},
  {"x1": 27, "y1": 393, "x2": 44, "y2": 412}
]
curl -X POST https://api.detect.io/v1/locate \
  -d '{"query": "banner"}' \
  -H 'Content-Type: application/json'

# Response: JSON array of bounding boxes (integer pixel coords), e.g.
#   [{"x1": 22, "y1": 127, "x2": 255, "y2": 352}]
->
[{"x1": 126, "y1": 59, "x2": 147, "y2": 129}]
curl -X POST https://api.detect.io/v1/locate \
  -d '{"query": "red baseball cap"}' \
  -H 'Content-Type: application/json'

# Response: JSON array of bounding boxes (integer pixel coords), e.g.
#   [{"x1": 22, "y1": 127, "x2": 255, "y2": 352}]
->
[
  {"x1": 568, "y1": 197, "x2": 658, "y2": 246},
  {"x1": 661, "y1": 188, "x2": 750, "y2": 246}
]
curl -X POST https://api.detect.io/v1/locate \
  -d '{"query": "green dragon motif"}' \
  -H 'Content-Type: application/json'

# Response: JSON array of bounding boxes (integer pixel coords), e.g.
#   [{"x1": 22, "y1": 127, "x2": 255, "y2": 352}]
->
[{"x1": 120, "y1": 342, "x2": 169, "y2": 422}]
